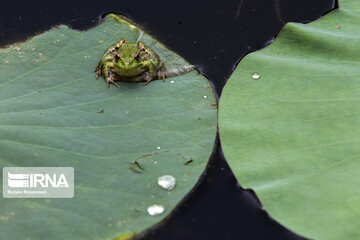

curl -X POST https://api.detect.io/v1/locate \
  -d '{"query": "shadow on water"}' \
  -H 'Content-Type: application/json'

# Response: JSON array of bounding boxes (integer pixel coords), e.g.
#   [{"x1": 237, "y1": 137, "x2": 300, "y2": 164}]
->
[{"x1": 0, "y1": 0, "x2": 337, "y2": 239}]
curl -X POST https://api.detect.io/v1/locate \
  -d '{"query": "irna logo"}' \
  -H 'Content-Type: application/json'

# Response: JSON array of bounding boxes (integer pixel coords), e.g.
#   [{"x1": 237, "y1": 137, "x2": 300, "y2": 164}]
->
[
  {"x1": 7, "y1": 172, "x2": 69, "y2": 188},
  {"x1": 3, "y1": 167, "x2": 74, "y2": 198}
]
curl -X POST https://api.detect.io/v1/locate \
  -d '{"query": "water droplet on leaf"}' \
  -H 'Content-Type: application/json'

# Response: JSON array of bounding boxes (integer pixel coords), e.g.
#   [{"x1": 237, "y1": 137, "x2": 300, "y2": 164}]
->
[
  {"x1": 251, "y1": 72, "x2": 260, "y2": 80},
  {"x1": 147, "y1": 204, "x2": 165, "y2": 216},
  {"x1": 157, "y1": 175, "x2": 176, "y2": 190}
]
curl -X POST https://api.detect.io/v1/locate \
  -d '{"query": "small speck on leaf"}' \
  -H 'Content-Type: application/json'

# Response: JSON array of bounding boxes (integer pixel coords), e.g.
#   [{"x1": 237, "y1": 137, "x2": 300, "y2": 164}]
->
[{"x1": 184, "y1": 159, "x2": 194, "y2": 165}]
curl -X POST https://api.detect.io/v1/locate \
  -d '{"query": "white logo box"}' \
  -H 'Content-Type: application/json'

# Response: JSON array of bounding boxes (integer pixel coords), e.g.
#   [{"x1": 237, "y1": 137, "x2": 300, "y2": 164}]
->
[{"x1": 3, "y1": 167, "x2": 74, "y2": 198}]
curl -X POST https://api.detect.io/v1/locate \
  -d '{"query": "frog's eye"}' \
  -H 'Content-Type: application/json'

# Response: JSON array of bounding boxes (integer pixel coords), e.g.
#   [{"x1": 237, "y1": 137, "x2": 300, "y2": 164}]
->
[{"x1": 133, "y1": 54, "x2": 140, "y2": 61}]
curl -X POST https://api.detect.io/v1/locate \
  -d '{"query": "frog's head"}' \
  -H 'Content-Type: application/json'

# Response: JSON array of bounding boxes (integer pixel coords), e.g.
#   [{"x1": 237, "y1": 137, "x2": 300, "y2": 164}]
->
[{"x1": 113, "y1": 42, "x2": 144, "y2": 72}]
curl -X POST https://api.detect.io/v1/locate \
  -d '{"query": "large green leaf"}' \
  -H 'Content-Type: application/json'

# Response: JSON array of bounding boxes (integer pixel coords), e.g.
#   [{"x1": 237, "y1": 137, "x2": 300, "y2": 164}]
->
[
  {"x1": 0, "y1": 14, "x2": 217, "y2": 239},
  {"x1": 219, "y1": 0, "x2": 360, "y2": 239}
]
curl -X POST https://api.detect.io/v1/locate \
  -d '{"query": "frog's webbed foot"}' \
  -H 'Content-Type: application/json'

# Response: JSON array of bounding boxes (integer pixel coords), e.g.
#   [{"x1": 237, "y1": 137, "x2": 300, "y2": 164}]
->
[
  {"x1": 107, "y1": 76, "x2": 120, "y2": 88},
  {"x1": 105, "y1": 68, "x2": 120, "y2": 88},
  {"x1": 106, "y1": 76, "x2": 120, "y2": 88},
  {"x1": 142, "y1": 72, "x2": 153, "y2": 86}
]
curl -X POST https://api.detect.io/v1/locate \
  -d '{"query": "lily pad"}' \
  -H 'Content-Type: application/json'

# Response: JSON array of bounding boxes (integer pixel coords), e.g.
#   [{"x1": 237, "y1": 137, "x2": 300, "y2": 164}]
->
[
  {"x1": 219, "y1": 0, "x2": 360, "y2": 239},
  {"x1": 0, "y1": 14, "x2": 217, "y2": 239}
]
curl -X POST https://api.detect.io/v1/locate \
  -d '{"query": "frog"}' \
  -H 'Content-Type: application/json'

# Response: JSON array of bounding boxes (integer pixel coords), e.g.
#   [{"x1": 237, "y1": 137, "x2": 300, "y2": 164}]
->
[{"x1": 95, "y1": 38, "x2": 193, "y2": 88}]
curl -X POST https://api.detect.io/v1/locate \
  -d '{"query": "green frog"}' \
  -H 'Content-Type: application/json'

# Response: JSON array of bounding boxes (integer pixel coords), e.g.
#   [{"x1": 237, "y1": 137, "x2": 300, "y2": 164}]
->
[{"x1": 95, "y1": 38, "x2": 193, "y2": 88}]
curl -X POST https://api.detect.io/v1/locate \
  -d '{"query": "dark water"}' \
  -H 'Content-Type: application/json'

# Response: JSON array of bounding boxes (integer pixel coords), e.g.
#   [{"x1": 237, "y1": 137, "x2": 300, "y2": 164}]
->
[{"x1": 0, "y1": 0, "x2": 336, "y2": 239}]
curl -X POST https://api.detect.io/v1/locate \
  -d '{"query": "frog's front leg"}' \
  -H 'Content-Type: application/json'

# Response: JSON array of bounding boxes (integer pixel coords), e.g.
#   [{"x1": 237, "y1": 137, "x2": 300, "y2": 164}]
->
[
  {"x1": 95, "y1": 54, "x2": 115, "y2": 80},
  {"x1": 143, "y1": 62, "x2": 156, "y2": 85},
  {"x1": 102, "y1": 64, "x2": 120, "y2": 88}
]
